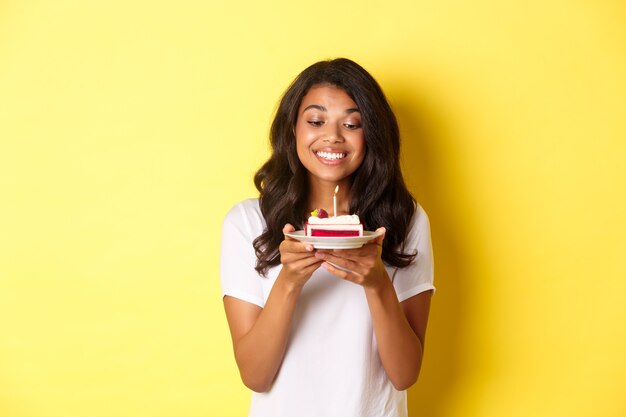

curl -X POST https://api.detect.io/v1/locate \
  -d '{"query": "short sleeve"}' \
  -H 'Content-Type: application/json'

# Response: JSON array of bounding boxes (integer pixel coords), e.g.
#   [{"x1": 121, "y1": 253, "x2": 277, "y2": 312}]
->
[
  {"x1": 390, "y1": 204, "x2": 435, "y2": 302},
  {"x1": 220, "y1": 201, "x2": 265, "y2": 308}
]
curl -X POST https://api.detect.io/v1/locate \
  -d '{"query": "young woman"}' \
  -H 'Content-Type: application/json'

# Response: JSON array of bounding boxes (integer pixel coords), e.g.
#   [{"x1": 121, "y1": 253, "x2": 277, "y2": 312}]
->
[{"x1": 220, "y1": 58, "x2": 435, "y2": 417}]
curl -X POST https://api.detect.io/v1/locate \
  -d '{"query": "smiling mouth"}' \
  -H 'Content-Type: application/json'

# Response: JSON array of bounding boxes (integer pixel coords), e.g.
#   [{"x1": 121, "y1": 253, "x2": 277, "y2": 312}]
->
[{"x1": 316, "y1": 151, "x2": 347, "y2": 161}]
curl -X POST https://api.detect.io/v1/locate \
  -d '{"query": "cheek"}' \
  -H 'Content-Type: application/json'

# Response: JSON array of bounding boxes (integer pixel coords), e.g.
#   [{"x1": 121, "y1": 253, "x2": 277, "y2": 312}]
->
[
  {"x1": 354, "y1": 150, "x2": 366, "y2": 167},
  {"x1": 352, "y1": 138, "x2": 366, "y2": 167},
  {"x1": 296, "y1": 143, "x2": 308, "y2": 162},
  {"x1": 294, "y1": 123, "x2": 306, "y2": 142},
  {"x1": 295, "y1": 132, "x2": 308, "y2": 152},
  {"x1": 353, "y1": 135, "x2": 366, "y2": 156},
  {"x1": 295, "y1": 126, "x2": 318, "y2": 151},
  {"x1": 295, "y1": 132, "x2": 313, "y2": 164}
]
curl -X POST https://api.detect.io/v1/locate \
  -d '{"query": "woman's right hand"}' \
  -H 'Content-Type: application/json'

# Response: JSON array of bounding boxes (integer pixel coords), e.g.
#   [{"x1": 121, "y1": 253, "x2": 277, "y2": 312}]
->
[{"x1": 279, "y1": 224, "x2": 323, "y2": 287}]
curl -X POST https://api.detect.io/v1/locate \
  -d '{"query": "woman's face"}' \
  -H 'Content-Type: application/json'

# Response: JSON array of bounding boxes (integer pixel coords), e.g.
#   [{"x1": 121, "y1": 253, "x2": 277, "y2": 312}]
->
[{"x1": 295, "y1": 84, "x2": 366, "y2": 185}]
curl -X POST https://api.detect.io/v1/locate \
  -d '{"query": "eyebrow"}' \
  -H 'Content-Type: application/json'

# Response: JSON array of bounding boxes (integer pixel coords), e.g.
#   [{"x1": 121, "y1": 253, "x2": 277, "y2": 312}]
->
[{"x1": 302, "y1": 104, "x2": 360, "y2": 114}]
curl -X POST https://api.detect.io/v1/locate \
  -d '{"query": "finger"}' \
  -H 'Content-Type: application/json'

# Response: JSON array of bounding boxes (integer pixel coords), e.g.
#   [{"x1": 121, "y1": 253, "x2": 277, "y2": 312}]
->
[
  {"x1": 315, "y1": 251, "x2": 366, "y2": 276},
  {"x1": 281, "y1": 239, "x2": 315, "y2": 253},
  {"x1": 288, "y1": 256, "x2": 324, "y2": 275},
  {"x1": 282, "y1": 223, "x2": 315, "y2": 251},
  {"x1": 282, "y1": 223, "x2": 296, "y2": 238},
  {"x1": 322, "y1": 261, "x2": 358, "y2": 280},
  {"x1": 320, "y1": 244, "x2": 377, "y2": 259},
  {"x1": 282, "y1": 251, "x2": 320, "y2": 265},
  {"x1": 336, "y1": 228, "x2": 384, "y2": 259},
  {"x1": 297, "y1": 256, "x2": 325, "y2": 270},
  {"x1": 373, "y1": 227, "x2": 386, "y2": 246},
  {"x1": 325, "y1": 260, "x2": 355, "y2": 274}
]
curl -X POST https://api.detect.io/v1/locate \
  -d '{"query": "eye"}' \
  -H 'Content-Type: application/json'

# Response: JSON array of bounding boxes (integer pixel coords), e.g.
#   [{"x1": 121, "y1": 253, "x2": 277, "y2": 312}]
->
[
  {"x1": 307, "y1": 120, "x2": 325, "y2": 127},
  {"x1": 343, "y1": 122, "x2": 362, "y2": 130}
]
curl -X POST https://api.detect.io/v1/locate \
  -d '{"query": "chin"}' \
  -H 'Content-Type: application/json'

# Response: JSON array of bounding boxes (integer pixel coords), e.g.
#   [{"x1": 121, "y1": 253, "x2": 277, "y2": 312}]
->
[{"x1": 310, "y1": 171, "x2": 353, "y2": 183}]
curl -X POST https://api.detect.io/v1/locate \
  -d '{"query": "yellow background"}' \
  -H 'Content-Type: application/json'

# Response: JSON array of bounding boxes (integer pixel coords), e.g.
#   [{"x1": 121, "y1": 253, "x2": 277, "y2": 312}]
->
[{"x1": 1, "y1": 1, "x2": 625, "y2": 416}]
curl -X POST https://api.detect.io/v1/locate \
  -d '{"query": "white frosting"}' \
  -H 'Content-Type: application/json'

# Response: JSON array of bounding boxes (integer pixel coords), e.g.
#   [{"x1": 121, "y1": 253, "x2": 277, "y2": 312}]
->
[{"x1": 307, "y1": 214, "x2": 360, "y2": 224}]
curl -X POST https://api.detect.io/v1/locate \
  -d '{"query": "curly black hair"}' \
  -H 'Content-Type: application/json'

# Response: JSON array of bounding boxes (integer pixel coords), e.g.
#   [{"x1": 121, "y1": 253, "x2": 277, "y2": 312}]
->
[{"x1": 253, "y1": 58, "x2": 417, "y2": 276}]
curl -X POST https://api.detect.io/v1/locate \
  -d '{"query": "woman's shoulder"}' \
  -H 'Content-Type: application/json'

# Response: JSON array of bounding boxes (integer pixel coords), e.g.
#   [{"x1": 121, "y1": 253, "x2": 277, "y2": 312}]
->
[
  {"x1": 231, "y1": 198, "x2": 260, "y2": 212},
  {"x1": 414, "y1": 202, "x2": 429, "y2": 222},
  {"x1": 409, "y1": 202, "x2": 431, "y2": 236},
  {"x1": 223, "y1": 198, "x2": 264, "y2": 230},
  {"x1": 224, "y1": 198, "x2": 261, "y2": 219}
]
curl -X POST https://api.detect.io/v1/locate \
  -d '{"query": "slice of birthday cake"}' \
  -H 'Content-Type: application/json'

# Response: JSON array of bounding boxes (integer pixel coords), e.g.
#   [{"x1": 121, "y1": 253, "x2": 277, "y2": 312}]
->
[{"x1": 305, "y1": 208, "x2": 363, "y2": 237}]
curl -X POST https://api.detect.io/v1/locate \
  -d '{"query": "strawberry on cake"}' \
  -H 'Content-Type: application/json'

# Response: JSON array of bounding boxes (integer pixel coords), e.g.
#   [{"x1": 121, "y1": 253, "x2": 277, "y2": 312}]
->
[{"x1": 305, "y1": 208, "x2": 363, "y2": 237}]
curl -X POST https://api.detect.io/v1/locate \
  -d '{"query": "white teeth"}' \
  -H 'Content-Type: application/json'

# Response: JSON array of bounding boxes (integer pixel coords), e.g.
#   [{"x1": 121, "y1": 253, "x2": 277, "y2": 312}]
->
[{"x1": 316, "y1": 151, "x2": 346, "y2": 160}]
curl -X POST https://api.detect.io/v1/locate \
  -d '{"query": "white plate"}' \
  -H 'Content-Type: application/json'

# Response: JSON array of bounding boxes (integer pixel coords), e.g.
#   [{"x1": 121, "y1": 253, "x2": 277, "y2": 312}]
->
[{"x1": 285, "y1": 230, "x2": 382, "y2": 249}]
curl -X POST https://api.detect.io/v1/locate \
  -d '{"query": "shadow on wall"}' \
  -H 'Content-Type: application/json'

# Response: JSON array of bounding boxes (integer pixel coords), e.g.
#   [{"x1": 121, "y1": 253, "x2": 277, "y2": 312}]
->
[{"x1": 387, "y1": 85, "x2": 470, "y2": 417}]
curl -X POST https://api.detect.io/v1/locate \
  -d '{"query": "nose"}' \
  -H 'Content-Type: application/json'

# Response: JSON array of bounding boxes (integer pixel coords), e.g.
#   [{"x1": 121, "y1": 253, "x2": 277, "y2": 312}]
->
[{"x1": 323, "y1": 123, "x2": 344, "y2": 143}]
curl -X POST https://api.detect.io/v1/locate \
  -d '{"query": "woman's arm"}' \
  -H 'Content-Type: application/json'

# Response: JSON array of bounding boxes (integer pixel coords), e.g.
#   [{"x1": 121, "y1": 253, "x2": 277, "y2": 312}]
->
[
  {"x1": 223, "y1": 274, "x2": 302, "y2": 393},
  {"x1": 363, "y1": 283, "x2": 432, "y2": 390},
  {"x1": 315, "y1": 227, "x2": 432, "y2": 390},
  {"x1": 223, "y1": 224, "x2": 322, "y2": 392}
]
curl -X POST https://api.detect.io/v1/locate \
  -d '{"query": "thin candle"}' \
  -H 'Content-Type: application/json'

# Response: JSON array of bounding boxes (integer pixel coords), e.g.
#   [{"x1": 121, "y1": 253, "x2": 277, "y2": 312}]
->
[{"x1": 333, "y1": 185, "x2": 339, "y2": 217}]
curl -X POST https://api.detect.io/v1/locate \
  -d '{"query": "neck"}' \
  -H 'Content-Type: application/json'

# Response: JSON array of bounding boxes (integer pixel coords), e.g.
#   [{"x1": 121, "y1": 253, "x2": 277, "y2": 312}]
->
[{"x1": 307, "y1": 177, "x2": 352, "y2": 216}]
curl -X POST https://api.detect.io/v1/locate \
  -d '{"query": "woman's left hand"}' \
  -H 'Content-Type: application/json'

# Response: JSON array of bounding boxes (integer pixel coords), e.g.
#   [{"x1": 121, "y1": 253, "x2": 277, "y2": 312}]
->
[{"x1": 314, "y1": 227, "x2": 388, "y2": 289}]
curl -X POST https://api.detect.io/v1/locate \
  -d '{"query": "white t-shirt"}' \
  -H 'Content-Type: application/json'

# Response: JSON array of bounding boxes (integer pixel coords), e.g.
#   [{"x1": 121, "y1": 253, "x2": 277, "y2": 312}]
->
[{"x1": 220, "y1": 199, "x2": 435, "y2": 417}]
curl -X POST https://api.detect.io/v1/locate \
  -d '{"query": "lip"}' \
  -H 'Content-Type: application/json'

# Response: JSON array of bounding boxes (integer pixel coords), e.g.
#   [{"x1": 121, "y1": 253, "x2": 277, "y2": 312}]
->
[
  {"x1": 313, "y1": 148, "x2": 348, "y2": 165},
  {"x1": 314, "y1": 146, "x2": 347, "y2": 152}
]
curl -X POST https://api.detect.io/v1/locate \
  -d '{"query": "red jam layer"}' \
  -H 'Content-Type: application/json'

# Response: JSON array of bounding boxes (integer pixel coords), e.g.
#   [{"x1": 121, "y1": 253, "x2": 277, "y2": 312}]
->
[{"x1": 310, "y1": 230, "x2": 361, "y2": 237}]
